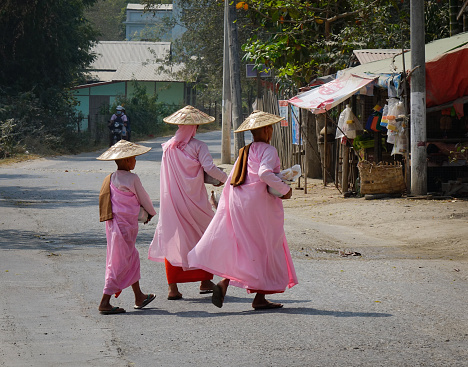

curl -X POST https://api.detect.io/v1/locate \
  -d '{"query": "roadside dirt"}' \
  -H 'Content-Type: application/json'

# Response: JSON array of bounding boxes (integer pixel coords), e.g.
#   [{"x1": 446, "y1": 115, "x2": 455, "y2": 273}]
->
[
  {"x1": 283, "y1": 179, "x2": 468, "y2": 261},
  {"x1": 212, "y1": 162, "x2": 468, "y2": 262}
]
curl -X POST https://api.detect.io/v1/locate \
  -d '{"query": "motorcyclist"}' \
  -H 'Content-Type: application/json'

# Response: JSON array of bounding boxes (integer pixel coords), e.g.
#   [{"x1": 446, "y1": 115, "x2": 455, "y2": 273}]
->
[{"x1": 108, "y1": 106, "x2": 130, "y2": 146}]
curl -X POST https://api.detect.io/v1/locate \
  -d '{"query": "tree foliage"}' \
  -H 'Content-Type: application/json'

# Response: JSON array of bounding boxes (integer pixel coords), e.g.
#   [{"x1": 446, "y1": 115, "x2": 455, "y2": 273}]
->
[
  {"x1": 0, "y1": 0, "x2": 99, "y2": 156},
  {"x1": 85, "y1": 0, "x2": 130, "y2": 41},
  {"x1": 240, "y1": 0, "x2": 449, "y2": 87},
  {"x1": 140, "y1": 0, "x2": 450, "y2": 99},
  {"x1": 112, "y1": 81, "x2": 180, "y2": 136},
  {"x1": 0, "y1": 0, "x2": 98, "y2": 94},
  {"x1": 141, "y1": 0, "x2": 256, "y2": 106}
]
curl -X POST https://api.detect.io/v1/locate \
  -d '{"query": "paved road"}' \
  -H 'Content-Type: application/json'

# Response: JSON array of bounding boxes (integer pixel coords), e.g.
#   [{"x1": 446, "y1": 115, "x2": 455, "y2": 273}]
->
[{"x1": 1, "y1": 131, "x2": 467, "y2": 366}]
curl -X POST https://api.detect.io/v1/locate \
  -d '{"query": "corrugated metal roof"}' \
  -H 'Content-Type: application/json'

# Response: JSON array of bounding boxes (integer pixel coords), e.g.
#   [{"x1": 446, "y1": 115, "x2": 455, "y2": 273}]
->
[
  {"x1": 127, "y1": 4, "x2": 172, "y2": 11},
  {"x1": 342, "y1": 32, "x2": 468, "y2": 78},
  {"x1": 90, "y1": 41, "x2": 171, "y2": 71},
  {"x1": 111, "y1": 62, "x2": 184, "y2": 82},
  {"x1": 353, "y1": 49, "x2": 407, "y2": 65},
  {"x1": 87, "y1": 71, "x2": 117, "y2": 82}
]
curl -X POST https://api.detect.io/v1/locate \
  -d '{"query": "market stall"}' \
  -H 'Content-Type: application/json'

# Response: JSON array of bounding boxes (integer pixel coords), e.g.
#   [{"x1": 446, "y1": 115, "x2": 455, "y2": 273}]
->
[{"x1": 285, "y1": 32, "x2": 468, "y2": 196}]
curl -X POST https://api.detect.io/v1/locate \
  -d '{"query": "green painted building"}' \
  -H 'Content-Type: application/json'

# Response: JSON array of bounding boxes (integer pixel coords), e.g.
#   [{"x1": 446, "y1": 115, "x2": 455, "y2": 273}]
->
[{"x1": 72, "y1": 41, "x2": 194, "y2": 131}]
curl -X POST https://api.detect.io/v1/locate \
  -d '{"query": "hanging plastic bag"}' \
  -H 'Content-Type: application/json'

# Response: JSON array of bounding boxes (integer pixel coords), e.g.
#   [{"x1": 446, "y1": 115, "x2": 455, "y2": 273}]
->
[
  {"x1": 336, "y1": 108, "x2": 348, "y2": 140},
  {"x1": 366, "y1": 105, "x2": 384, "y2": 132},
  {"x1": 391, "y1": 102, "x2": 408, "y2": 155},
  {"x1": 385, "y1": 98, "x2": 399, "y2": 132},
  {"x1": 385, "y1": 98, "x2": 400, "y2": 144},
  {"x1": 380, "y1": 104, "x2": 389, "y2": 128},
  {"x1": 336, "y1": 105, "x2": 362, "y2": 140}
]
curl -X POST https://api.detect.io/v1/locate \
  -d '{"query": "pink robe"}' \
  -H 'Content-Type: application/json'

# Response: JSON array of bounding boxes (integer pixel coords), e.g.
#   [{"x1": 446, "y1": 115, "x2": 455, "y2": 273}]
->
[
  {"x1": 103, "y1": 170, "x2": 156, "y2": 296},
  {"x1": 187, "y1": 142, "x2": 298, "y2": 293},
  {"x1": 148, "y1": 130, "x2": 227, "y2": 269}
]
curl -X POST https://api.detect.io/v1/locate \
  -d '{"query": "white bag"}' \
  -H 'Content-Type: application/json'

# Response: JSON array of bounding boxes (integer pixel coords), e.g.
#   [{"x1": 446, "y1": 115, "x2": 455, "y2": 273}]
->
[
  {"x1": 268, "y1": 165, "x2": 301, "y2": 197},
  {"x1": 335, "y1": 105, "x2": 362, "y2": 139}
]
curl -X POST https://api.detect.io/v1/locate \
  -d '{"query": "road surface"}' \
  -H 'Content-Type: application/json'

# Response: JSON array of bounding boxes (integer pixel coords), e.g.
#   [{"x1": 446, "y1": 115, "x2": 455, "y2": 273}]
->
[{"x1": 1, "y1": 131, "x2": 467, "y2": 366}]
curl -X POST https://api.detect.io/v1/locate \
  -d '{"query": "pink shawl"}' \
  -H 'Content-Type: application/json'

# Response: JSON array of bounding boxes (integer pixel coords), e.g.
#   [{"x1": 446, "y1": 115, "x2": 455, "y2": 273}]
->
[{"x1": 165, "y1": 125, "x2": 197, "y2": 151}]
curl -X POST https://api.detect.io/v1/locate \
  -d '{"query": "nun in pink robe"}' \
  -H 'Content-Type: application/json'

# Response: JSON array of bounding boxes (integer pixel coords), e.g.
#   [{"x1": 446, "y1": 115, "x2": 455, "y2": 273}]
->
[
  {"x1": 97, "y1": 139, "x2": 157, "y2": 314},
  {"x1": 187, "y1": 111, "x2": 298, "y2": 310},
  {"x1": 148, "y1": 125, "x2": 227, "y2": 299},
  {"x1": 104, "y1": 170, "x2": 156, "y2": 296}
]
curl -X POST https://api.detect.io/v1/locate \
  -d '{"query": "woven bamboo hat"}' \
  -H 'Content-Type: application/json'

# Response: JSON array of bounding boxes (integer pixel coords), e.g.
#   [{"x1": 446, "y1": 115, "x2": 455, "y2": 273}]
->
[
  {"x1": 96, "y1": 140, "x2": 151, "y2": 161},
  {"x1": 163, "y1": 105, "x2": 215, "y2": 125},
  {"x1": 234, "y1": 110, "x2": 283, "y2": 133}
]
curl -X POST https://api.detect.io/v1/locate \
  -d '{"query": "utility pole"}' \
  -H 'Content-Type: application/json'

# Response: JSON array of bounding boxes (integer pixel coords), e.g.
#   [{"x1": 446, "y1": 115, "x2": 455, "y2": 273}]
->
[
  {"x1": 228, "y1": 1, "x2": 245, "y2": 158},
  {"x1": 410, "y1": 0, "x2": 427, "y2": 195},
  {"x1": 221, "y1": 0, "x2": 231, "y2": 164}
]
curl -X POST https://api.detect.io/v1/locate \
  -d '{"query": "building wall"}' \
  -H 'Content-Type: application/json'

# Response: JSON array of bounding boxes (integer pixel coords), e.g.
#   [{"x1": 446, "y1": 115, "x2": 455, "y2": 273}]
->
[
  {"x1": 91, "y1": 82, "x2": 126, "y2": 96},
  {"x1": 155, "y1": 82, "x2": 185, "y2": 104},
  {"x1": 127, "y1": 81, "x2": 156, "y2": 98},
  {"x1": 125, "y1": 3, "x2": 185, "y2": 41},
  {"x1": 74, "y1": 95, "x2": 90, "y2": 130},
  {"x1": 72, "y1": 81, "x2": 185, "y2": 131},
  {"x1": 126, "y1": 9, "x2": 172, "y2": 41}
]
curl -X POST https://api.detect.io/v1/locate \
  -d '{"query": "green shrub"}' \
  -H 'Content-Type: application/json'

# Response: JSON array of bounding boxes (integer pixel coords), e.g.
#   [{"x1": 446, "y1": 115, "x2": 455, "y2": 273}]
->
[
  {"x1": 0, "y1": 88, "x2": 87, "y2": 157},
  {"x1": 111, "y1": 81, "x2": 181, "y2": 137}
]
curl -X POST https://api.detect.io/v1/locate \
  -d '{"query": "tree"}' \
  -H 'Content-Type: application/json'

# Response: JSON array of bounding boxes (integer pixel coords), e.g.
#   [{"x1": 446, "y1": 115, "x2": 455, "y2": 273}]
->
[
  {"x1": 0, "y1": 0, "x2": 98, "y2": 95},
  {"x1": 0, "y1": 0, "x2": 99, "y2": 156},
  {"x1": 139, "y1": 0, "x2": 450, "y2": 101},
  {"x1": 240, "y1": 0, "x2": 449, "y2": 87},
  {"x1": 141, "y1": 0, "x2": 256, "y2": 107},
  {"x1": 85, "y1": 0, "x2": 130, "y2": 41}
]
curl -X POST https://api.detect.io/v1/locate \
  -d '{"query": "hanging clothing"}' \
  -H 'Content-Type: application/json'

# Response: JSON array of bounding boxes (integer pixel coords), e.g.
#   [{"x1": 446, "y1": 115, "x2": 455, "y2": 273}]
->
[{"x1": 188, "y1": 142, "x2": 298, "y2": 293}]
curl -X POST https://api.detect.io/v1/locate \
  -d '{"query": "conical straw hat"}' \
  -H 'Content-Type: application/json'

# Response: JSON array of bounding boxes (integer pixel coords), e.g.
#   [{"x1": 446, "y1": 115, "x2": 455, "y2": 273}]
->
[
  {"x1": 96, "y1": 140, "x2": 151, "y2": 161},
  {"x1": 234, "y1": 110, "x2": 283, "y2": 133},
  {"x1": 163, "y1": 105, "x2": 215, "y2": 125}
]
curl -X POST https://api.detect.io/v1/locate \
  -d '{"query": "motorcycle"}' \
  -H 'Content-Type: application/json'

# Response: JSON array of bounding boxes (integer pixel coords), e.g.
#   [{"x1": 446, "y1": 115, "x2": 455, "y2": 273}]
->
[{"x1": 109, "y1": 119, "x2": 126, "y2": 146}]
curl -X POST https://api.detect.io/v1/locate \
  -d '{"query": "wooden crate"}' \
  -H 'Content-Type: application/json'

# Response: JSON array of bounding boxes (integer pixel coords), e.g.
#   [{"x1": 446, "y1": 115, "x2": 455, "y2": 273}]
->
[{"x1": 358, "y1": 161, "x2": 406, "y2": 194}]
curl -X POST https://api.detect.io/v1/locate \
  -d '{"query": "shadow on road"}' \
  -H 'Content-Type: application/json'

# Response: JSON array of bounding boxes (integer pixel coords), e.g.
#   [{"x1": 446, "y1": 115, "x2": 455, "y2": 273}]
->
[
  {"x1": 120, "y1": 305, "x2": 393, "y2": 319},
  {"x1": 0, "y1": 185, "x2": 98, "y2": 209},
  {"x1": 0, "y1": 229, "x2": 107, "y2": 250},
  {"x1": 0, "y1": 173, "x2": 43, "y2": 181},
  {"x1": 0, "y1": 228, "x2": 156, "y2": 251}
]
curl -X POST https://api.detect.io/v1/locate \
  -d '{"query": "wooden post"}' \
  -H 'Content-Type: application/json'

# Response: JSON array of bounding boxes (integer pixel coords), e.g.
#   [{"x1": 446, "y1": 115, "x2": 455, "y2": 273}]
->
[
  {"x1": 342, "y1": 145, "x2": 350, "y2": 193},
  {"x1": 297, "y1": 113, "x2": 302, "y2": 189},
  {"x1": 335, "y1": 137, "x2": 340, "y2": 187},
  {"x1": 323, "y1": 122, "x2": 328, "y2": 186}
]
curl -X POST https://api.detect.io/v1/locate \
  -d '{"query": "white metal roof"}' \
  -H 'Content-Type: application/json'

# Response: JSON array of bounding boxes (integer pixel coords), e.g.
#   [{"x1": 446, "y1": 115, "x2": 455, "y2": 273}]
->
[
  {"x1": 127, "y1": 3, "x2": 172, "y2": 11},
  {"x1": 90, "y1": 41, "x2": 171, "y2": 71},
  {"x1": 86, "y1": 71, "x2": 116, "y2": 82},
  {"x1": 353, "y1": 49, "x2": 407, "y2": 65},
  {"x1": 111, "y1": 62, "x2": 184, "y2": 82},
  {"x1": 342, "y1": 32, "x2": 468, "y2": 78}
]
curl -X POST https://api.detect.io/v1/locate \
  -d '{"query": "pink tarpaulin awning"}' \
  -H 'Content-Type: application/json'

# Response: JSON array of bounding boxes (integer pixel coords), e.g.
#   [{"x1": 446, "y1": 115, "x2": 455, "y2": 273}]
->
[
  {"x1": 288, "y1": 74, "x2": 377, "y2": 113},
  {"x1": 426, "y1": 43, "x2": 468, "y2": 109}
]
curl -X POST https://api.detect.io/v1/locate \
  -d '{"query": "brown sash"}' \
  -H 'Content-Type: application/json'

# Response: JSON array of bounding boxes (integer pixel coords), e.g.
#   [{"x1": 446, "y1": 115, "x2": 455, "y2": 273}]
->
[
  {"x1": 99, "y1": 174, "x2": 113, "y2": 222},
  {"x1": 230, "y1": 143, "x2": 252, "y2": 187}
]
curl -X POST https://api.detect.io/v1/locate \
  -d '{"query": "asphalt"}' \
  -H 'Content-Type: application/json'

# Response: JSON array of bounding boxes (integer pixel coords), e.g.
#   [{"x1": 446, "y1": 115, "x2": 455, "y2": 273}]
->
[{"x1": 1, "y1": 131, "x2": 467, "y2": 367}]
